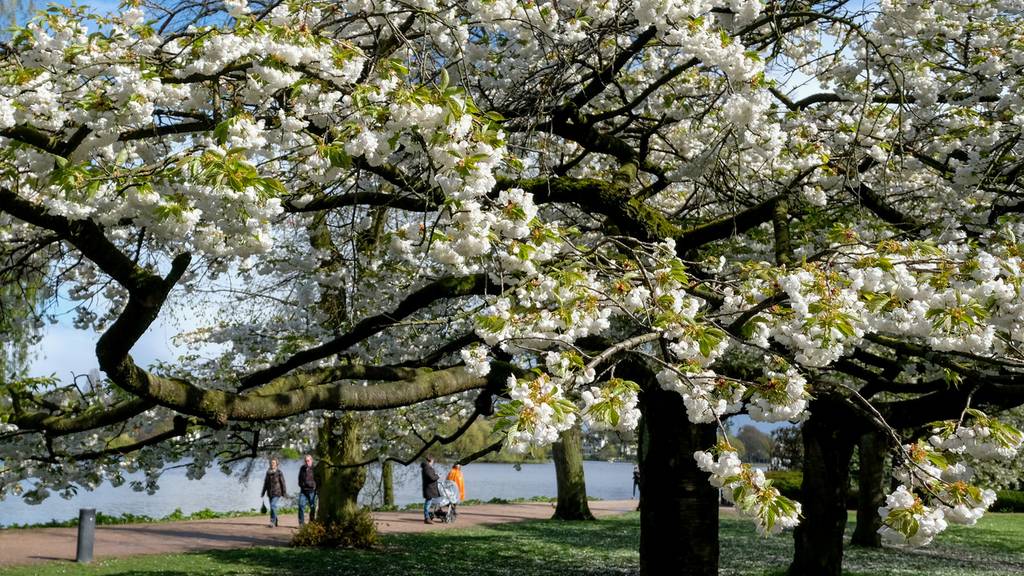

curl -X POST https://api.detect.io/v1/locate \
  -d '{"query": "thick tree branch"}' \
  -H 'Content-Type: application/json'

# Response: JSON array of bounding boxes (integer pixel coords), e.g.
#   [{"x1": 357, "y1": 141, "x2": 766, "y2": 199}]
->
[
  {"x1": 283, "y1": 190, "x2": 443, "y2": 212},
  {"x1": 108, "y1": 361, "x2": 494, "y2": 422},
  {"x1": 675, "y1": 196, "x2": 783, "y2": 250},
  {"x1": 9, "y1": 398, "x2": 156, "y2": 437},
  {"x1": 237, "y1": 274, "x2": 492, "y2": 390},
  {"x1": 850, "y1": 182, "x2": 922, "y2": 232},
  {"x1": 770, "y1": 87, "x2": 1001, "y2": 111}
]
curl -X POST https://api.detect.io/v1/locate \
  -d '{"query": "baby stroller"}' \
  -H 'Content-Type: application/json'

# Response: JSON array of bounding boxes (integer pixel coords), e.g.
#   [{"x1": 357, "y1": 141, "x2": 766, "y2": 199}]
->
[{"x1": 430, "y1": 479, "x2": 459, "y2": 523}]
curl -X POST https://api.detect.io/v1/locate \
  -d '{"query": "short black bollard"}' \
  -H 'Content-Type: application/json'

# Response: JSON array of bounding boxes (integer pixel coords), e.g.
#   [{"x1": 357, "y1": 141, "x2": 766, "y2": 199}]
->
[{"x1": 76, "y1": 508, "x2": 96, "y2": 563}]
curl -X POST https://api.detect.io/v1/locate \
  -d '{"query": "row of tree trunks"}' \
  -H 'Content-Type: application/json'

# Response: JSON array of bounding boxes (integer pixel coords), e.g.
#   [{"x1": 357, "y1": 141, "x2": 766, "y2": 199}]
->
[{"x1": 312, "y1": 391, "x2": 888, "y2": 576}]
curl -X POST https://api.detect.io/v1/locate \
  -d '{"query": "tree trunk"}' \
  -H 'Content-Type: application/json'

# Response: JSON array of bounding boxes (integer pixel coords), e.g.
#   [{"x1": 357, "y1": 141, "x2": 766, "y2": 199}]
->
[
  {"x1": 381, "y1": 459, "x2": 395, "y2": 508},
  {"x1": 789, "y1": 399, "x2": 858, "y2": 576},
  {"x1": 851, "y1": 430, "x2": 886, "y2": 547},
  {"x1": 315, "y1": 414, "x2": 366, "y2": 525},
  {"x1": 639, "y1": 383, "x2": 718, "y2": 576},
  {"x1": 552, "y1": 422, "x2": 595, "y2": 520}
]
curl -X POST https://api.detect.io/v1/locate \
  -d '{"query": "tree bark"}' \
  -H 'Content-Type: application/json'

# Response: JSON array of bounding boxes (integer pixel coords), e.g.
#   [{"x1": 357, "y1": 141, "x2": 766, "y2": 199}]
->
[
  {"x1": 851, "y1": 429, "x2": 886, "y2": 547},
  {"x1": 552, "y1": 422, "x2": 595, "y2": 520},
  {"x1": 315, "y1": 414, "x2": 367, "y2": 525},
  {"x1": 639, "y1": 383, "x2": 718, "y2": 576},
  {"x1": 789, "y1": 399, "x2": 859, "y2": 576},
  {"x1": 382, "y1": 459, "x2": 395, "y2": 508}
]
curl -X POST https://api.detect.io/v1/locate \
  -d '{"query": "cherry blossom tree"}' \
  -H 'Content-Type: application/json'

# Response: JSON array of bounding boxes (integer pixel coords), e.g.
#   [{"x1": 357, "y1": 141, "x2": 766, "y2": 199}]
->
[{"x1": 2, "y1": 1, "x2": 1024, "y2": 575}]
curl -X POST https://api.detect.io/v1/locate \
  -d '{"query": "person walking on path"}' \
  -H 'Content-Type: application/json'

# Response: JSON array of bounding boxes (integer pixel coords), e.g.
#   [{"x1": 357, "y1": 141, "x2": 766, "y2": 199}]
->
[
  {"x1": 447, "y1": 463, "x2": 465, "y2": 502},
  {"x1": 632, "y1": 465, "x2": 641, "y2": 498},
  {"x1": 261, "y1": 458, "x2": 287, "y2": 528},
  {"x1": 421, "y1": 456, "x2": 440, "y2": 524},
  {"x1": 297, "y1": 454, "x2": 318, "y2": 526}
]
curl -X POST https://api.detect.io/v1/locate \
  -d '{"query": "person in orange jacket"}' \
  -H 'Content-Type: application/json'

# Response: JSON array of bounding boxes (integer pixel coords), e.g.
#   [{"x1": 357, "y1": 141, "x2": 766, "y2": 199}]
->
[{"x1": 446, "y1": 463, "x2": 465, "y2": 502}]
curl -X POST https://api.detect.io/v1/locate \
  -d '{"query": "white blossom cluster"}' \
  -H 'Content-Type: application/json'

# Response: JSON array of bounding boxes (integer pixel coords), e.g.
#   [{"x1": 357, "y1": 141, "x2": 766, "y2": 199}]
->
[
  {"x1": 747, "y1": 360, "x2": 809, "y2": 423},
  {"x1": 495, "y1": 374, "x2": 577, "y2": 454},
  {"x1": 695, "y1": 448, "x2": 801, "y2": 536},
  {"x1": 580, "y1": 378, "x2": 642, "y2": 432},
  {"x1": 880, "y1": 424, "x2": 1021, "y2": 545},
  {"x1": 657, "y1": 369, "x2": 743, "y2": 423},
  {"x1": 929, "y1": 413, "x2": 1024, "y2": 461},
  {"x1": 877, "y1": 485, "x2": 949, "y2": 547},
  {"x1": 459, "y1": 345, "x2": 492, "y2": 377},
  {"x1": 938, "y1": 482, "x2": 998, "y2": 526}
]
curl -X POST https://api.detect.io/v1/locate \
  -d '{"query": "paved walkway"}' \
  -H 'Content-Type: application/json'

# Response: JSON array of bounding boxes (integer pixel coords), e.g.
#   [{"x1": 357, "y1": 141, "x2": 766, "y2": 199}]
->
[{"x1": 0, "y1": 500, "x2": 637, "y2": 567}]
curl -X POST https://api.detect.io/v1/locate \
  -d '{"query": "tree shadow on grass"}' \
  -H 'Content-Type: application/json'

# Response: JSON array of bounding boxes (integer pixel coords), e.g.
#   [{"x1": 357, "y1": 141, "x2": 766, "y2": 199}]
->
[
  {"x1": 99, "y1": 569, "x2": 203, "y2": 573},
  {"x1": 485, "y1": 513, "x2": 641, "y2": 555},
  {"x1": 718, "y1": 514, "x2": 1024, "y2": 576},
  {"x1": 189, "y1": 518, "x2": 642, "y2": 576},
  {"x1": 842, "y1": 542, "x2": 1024, "y2": 576},
  {"x1": 57, "y1": 514, "x2": 642, "y2": 576}
]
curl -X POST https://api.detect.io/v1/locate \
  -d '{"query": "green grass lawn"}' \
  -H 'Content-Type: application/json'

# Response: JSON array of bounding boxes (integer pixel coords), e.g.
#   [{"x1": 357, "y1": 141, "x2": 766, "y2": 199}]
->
[
  {"x1": 3, "y1": 513, "x2": 1022, "y2": 576},
  {"x1": 720, "y1": 513, "x2": 1024, "y2": 576}
]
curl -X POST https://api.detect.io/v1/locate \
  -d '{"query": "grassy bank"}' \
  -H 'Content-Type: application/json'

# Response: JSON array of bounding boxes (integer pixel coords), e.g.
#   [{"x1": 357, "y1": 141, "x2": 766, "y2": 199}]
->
[
  {"x1": 0, "y1": 497, "x2": 582, "y2": 530},
  {"x1": 0, "y1": 507, "x2": 277, "y2": 530},
  {"x1": 3, "y1": 512, "x2": 1022, "y2": 575}
]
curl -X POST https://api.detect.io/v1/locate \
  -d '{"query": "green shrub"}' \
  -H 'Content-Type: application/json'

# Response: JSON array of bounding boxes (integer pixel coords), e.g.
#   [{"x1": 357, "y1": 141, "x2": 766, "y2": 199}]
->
[
  {"x1": 290, "y1": 508, "x2": 378, "y2": 549},
  {"x1": 763, "y1": 470, "x2": 863, "y2": 509},
  {"x1": 992, "y1": 490, "x2": 1024, "y2": 512},
  {"x1": 290, "y1": 521, "x2": 327, "y2": 547},
  {"x1": 765, "y1": 470, "x2": 803, "y2": 501}
]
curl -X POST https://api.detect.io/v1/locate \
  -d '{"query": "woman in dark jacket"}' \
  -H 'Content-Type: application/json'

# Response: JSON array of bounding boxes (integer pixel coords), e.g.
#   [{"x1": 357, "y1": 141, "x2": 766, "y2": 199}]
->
[
  {"x1": 261, "y1": 458, "x2": 287, "y2": 527},
  {"x1": 421, "y1": 456, "x2": 440, "y2": 524}
]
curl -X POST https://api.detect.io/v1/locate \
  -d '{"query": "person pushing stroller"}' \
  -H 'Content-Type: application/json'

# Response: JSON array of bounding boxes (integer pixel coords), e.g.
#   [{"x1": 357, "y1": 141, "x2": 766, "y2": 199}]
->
[{"x1": 422, "y1": 455, "x2": 440, "y2": 524}]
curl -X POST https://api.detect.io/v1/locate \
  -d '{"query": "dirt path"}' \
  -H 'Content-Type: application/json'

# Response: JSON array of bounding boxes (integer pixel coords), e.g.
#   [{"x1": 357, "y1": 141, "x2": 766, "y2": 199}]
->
[{"x1": 0, "y1": 500, "x2": 637, "y2": 567}]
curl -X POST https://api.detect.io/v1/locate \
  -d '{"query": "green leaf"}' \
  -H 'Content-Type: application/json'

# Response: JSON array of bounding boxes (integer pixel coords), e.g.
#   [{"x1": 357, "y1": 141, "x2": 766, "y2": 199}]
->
[{"x1": 476, "y1": 314, "x2": 507, "y2": 333}]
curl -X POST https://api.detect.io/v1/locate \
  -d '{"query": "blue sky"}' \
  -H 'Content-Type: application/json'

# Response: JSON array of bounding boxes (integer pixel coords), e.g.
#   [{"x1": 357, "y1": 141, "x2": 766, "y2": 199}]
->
[{"x1": 29, "y1": 314, "x2": 184, "y2": 382}]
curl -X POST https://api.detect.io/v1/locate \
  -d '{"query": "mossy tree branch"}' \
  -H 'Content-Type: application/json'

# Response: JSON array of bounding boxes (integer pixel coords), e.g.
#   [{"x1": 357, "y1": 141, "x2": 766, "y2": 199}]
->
[
  {"x1": 105, "y1": 359, "x2": 496, "y2": 423},
  {"x1": 9, "y1": 397, "x2": 156, "y2": 437}
]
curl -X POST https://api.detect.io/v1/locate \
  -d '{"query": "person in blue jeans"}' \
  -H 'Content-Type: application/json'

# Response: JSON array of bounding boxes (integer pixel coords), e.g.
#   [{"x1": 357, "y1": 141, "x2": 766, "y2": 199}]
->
[
  {"x1": 297, "y1": 454, "x2": 318, "y2": 526},
  {"x1": 421, "y1": 455, "x2": 440, "y2": 524},
  {"x1": 260, "y1": 458, "x2": 287, "y2": 527}
]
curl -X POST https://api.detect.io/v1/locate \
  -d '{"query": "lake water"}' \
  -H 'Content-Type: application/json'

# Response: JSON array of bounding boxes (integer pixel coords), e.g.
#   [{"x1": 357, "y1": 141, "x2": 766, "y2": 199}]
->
[{"x1": 0, "y1": 460, "x2": 637, "y2": 527}]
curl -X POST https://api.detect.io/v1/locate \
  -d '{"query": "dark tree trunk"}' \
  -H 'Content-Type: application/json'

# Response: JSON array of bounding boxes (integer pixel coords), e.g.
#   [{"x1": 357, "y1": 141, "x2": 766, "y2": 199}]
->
[
  {"x1": 382, "y1": 459, "x2": 395, "y2": 508},
  {"x1": 639, "y1": 383, "x2": 718, "y2": 576},
  {"x1": 552, "y1": 422, "x2": 595, "y2": 520},
  {"x1": 789, "y1": 398, "x2": 859, "y2": 576},
  {"x1": 315, "y1": 414, "x2": 367, "y2": 525},
  {"x1": 851, "y1": 430, "x2": 886, "y2": 547}
]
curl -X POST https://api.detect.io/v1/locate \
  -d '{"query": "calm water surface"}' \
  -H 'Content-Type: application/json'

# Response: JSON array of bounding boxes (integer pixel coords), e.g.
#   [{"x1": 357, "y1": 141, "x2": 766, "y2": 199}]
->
[{"x1": 0, "y1": 460, "x2": 636, "y2": 527}]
